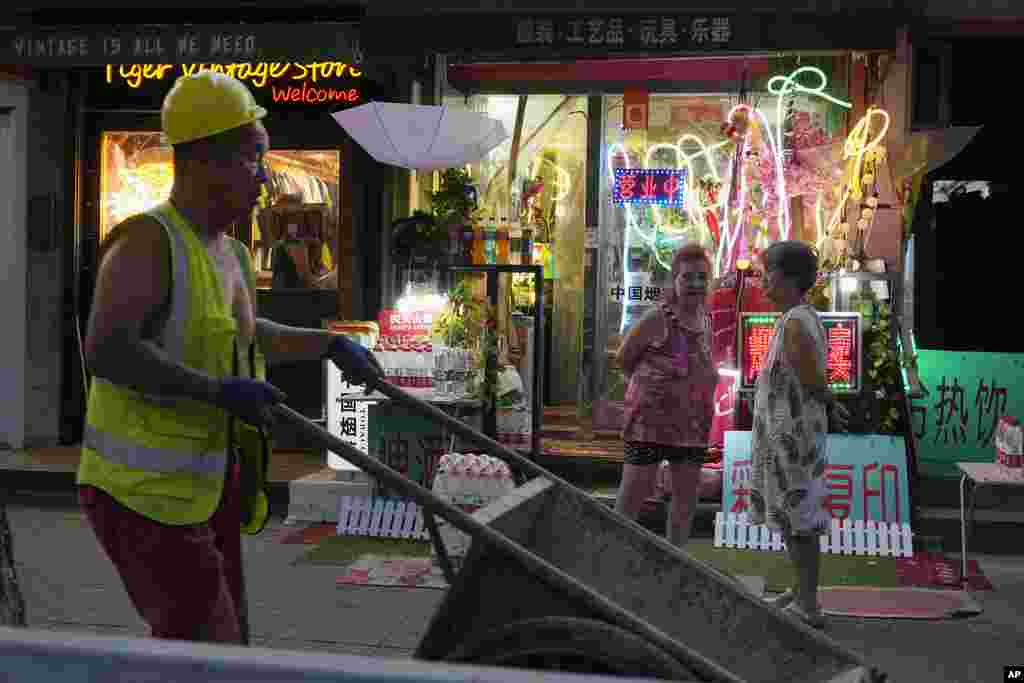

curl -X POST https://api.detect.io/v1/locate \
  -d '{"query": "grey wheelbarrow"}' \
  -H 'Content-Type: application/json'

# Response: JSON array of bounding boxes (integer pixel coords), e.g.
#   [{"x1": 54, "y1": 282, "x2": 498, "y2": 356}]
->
[{"x1": 272, "y1": 380, "x2": 887, "y2": 683}]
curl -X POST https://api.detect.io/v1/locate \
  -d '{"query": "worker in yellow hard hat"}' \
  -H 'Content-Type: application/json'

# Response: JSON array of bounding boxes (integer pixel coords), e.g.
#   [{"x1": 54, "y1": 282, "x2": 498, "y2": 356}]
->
[{"x1": 78, "y1": 70, "x2": 382, "y2": 645}]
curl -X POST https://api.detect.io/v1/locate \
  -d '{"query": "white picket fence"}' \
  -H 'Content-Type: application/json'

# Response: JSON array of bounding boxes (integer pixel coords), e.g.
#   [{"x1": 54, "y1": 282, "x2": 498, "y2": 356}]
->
[
  {"x1": 336, "y1": 496, "x2": 431, "y2": 540},
  {"x1": 713, "y1": 512, "x2": 914, "y2": 558}
]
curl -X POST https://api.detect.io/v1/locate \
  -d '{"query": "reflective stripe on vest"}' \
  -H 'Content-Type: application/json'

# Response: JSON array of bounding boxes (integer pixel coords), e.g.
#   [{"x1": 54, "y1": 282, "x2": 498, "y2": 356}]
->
[
  {"x1": 140, "y1": 207, "x2": 192, "y2": 407},
  {"x1": 150, "y1": 207, "x2": 192, "y2": 364},
  {"x1": 83, "y1": 423, "x2": 227, "y2": 476},
  {"x1": 97, "y1": 207, "x2": 193, "y2": 408}
]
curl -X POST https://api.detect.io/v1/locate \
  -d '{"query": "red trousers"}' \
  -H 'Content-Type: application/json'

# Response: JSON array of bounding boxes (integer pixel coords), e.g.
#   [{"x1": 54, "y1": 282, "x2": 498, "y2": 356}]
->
[{"x1": 80, "y1": 465, "x2": 246, "y2": 643}]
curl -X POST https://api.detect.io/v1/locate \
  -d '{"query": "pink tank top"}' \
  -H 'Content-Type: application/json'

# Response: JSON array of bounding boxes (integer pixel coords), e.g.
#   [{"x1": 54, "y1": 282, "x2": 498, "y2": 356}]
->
[{"x1": 621, "y1": 305, "x2": 716, "y2": 448}]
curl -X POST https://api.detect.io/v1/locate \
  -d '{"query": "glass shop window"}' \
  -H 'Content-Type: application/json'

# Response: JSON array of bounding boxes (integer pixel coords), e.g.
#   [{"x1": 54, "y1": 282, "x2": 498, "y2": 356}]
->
[
  {"x1": 99, "y1": 131, "x2": 341, "y2": 290},
  {"x1": 440, "y1": 94, "x2": 590, "y2": 406}
]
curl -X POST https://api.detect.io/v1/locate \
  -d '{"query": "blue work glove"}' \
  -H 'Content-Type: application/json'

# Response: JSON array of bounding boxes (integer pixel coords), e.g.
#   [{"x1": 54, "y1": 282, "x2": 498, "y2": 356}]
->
[
  {"x1": 325, "y1": 334, "x2": 383, "y2": 392},
  {"x1": 215, "y1": 377, "x2": 287, "y2": 427}
]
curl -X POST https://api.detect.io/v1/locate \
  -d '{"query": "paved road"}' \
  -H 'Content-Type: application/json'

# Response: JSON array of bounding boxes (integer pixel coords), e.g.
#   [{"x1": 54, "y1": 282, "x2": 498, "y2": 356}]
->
[
  {"x1": 5, "y1": 496, "x2": 1023, "y2": 681},
  {"x1": 8, "y1": 497, "x2": 442, "y2": 657}
]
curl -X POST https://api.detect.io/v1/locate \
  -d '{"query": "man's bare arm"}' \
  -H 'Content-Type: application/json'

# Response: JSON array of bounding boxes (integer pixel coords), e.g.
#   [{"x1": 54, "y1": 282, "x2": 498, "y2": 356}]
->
[
  {"x1": 85, "y1": 216, "x2": 220, "y2": 404},
  {"x1": 254, "y1": 318, "x2": 332, "y2": 365}
]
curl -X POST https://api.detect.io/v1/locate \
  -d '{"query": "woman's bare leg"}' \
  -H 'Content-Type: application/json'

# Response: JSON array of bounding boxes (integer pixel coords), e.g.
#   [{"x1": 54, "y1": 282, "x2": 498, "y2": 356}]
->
[
  {"x1": 615, "y1": 463, "x2": 659, "y2": 521},
  {"x1": 790, "y1": 534, "x2": 821, "y2": 611},
  {"x1": 666, "y1": 461, "x2": 702, "y2": 548}
]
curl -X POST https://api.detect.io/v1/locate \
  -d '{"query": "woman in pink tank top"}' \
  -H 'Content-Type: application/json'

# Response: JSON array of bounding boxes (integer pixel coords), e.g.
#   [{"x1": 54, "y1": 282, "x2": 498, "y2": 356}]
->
[{"x1": 614, "y1": 244, "x2": 718, "y2": 548}]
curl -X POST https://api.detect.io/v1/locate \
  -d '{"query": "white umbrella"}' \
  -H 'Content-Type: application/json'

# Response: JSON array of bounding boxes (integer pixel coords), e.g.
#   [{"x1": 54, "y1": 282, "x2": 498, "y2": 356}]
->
[
  {"x1": 332, "y1": 102, "x2": 509, "y2": 171},
  {"x1": 886, "y1": 126, "x2": 983, "y2": 180}
]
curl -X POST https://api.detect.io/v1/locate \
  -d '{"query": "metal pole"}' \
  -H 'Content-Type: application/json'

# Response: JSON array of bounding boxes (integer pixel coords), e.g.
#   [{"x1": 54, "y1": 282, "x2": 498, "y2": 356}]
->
[
  {"x1": 959, "y1": 472, "x2": 969, "y2": 589},
  {"x1": 533, "y1": 267, "x2": 544, "y2": 460},
  {"x1": 485, "y1": 270, "x2": 499, "y2": 439}
]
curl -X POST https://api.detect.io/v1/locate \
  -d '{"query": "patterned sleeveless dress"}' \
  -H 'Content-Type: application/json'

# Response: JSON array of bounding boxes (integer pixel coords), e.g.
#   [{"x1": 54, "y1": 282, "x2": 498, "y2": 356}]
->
[
  {"x1": 621, "y1": 304, "x2": 717, "y2": 465},
  {"x1": 749, "y1": 305, "x2": 831, "y2": 537}
]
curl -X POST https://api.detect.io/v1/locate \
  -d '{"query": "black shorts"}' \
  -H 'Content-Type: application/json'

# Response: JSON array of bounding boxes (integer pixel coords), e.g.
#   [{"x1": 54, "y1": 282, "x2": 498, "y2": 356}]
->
[{"x1": 623, "y1": 442, "x2": 707, "y2": 467}]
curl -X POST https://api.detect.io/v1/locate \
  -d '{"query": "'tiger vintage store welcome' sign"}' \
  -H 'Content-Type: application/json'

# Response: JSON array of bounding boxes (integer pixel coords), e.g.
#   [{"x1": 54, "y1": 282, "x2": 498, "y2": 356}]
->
[{"x1": 104, "y1": 61, "x2": 364, "y2": 105}]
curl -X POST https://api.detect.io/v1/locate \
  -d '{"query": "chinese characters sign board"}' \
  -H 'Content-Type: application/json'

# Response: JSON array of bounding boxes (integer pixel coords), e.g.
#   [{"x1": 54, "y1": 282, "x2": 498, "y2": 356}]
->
[
  {"x1": 738, "y1": 312, "x2": 862, "y2": 394},
  {"x1": 613, "y1": 168, "x2": 687, "y2": 208},
  {"x1": 325, "y1": 361, "x2": 376, "y2": 472},
  {"x1": 724, "y1": 431, "x2": 911, "y2": 525},
  {"x1": 610, "y1": 284, "x2": 664, "y2": 304},
  {"x1": 0, "y1": 24, "x2": 362, "y2": 66},
  {"x1": 909, "y1": 349, "x2": 1024, "y2": 480},
  {"x1": 325, "y1": 361, "x2": 458, "y2": 492},
  {"x1": 513, "y1": 16, "x2": 735, "y2": 51},
  {"x1": 379, "y1": 309, "x2": 433, "y2": 342},
  {"x1": 609, "y1": 270, "x2": 663, "y2": 305}
]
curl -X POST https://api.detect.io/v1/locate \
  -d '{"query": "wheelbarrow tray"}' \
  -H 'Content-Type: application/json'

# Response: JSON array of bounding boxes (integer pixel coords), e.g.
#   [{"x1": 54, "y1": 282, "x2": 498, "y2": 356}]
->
[{"x1": 415, "y1": 477, "x2": 871, "y2": 683}]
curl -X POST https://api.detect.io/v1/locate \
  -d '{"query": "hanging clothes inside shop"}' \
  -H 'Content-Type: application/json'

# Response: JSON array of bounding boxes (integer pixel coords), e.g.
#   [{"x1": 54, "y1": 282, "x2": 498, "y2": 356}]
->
[{"x1": 251, "y1": 155, "x2": 340, "y2": 280}]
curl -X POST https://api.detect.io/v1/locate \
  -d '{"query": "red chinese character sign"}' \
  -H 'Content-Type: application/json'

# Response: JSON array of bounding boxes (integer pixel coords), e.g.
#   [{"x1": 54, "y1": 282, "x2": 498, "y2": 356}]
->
[
  {"x1": 723, "y1": 432, "x2": 911, "y2": 525},
  {"x1": 824, "y1": 317, "x2": 858, "y2": 390},
  {"x1": 738, "y1": 312, "x2": 862, "y2": 394},
  {"x1": 613, "y1": 168, "x2": 687, "y2": 208},
  {"x1": 379, "y1": 309, "x2": 433, "y2": 343},
  {"x1": 740, "y1": 315, "x2": 775, "y2": 390},
  {"x1": 622, "y1": 88, "x2": 649, "y2": 130}
]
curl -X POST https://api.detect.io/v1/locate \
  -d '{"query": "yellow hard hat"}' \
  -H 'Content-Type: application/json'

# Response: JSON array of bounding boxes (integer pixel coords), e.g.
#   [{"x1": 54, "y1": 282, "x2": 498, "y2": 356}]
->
[{"x1": 161, "y1": 70, "x2": 267, "y2": 146}]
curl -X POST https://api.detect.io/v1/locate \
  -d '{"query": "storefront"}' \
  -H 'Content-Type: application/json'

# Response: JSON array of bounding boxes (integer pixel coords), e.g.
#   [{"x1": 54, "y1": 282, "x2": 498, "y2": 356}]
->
[
  {"x1": 0, "y1": 21, "x2": 411, "y2": 453},
  {"x1": 364, "y1": 9, "x2": 910, "y2": 454}
]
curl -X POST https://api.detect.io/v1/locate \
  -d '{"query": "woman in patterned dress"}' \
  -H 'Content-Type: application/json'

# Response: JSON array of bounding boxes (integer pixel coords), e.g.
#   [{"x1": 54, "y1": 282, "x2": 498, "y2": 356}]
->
[
  {"x1": 615, "y1": 244, "x2": 718, "y2": 548},
  {"x1": 750, "y1": 241, "x2": 849, "y2": 628}
]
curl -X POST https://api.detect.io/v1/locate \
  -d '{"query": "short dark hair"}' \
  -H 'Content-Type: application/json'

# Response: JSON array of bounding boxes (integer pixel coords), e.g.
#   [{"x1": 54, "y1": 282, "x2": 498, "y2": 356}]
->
[{"x1": 761, "y1": 240, "x2": 818, "y2": 294}]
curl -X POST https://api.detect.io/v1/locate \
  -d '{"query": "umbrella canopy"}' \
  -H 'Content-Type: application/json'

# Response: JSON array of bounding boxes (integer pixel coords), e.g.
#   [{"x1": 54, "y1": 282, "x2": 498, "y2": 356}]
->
[
  {"x1": 886, "y1": 126, "x2": 983, "y2": 180},
  {"x1": 332, "y1": 102, "x2": 509, "y2": 171}
]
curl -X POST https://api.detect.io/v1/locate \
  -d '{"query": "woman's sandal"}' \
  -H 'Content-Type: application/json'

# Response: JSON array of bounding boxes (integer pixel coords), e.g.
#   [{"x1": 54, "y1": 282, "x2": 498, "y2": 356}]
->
[
  {"x1": 784, "y1": 601, "x2": 826, "y2": 629},
  {"x1": 764, "y1": 589, "x2": 796, "y2": 609}
]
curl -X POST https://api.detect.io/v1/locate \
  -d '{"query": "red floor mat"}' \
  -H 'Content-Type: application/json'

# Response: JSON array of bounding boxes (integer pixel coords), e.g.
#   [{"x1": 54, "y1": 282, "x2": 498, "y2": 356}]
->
[
  {"x1": 819, "y1": 587, "x2": 982, "y2": 619},
  {"x1": 896, "y1": 552, "x2": 994, "y2": 591},
  {"x1": 274, "y1": 523, "x2": 336, "y2": 545}
]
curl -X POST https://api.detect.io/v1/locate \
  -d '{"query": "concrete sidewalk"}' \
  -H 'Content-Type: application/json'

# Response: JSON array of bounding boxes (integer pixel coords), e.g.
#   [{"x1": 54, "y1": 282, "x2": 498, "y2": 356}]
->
[
  {"x1": 8, "y1": 500, "x2": 442, "y2": 657},
  {"x1": 6, "y1": 497, "x2": 1024, "y2": 682}
]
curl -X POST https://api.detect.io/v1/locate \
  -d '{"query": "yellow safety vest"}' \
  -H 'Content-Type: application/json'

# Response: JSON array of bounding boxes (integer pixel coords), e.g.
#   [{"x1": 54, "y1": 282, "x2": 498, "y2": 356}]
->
[{"x1": 78, "y1": 201, "x2": 266, "y2": 526}]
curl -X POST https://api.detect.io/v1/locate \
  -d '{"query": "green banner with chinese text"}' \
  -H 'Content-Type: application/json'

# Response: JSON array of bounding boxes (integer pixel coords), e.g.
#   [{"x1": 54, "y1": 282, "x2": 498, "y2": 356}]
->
[{"x1": 910, "y1": 350, "x2": 1023, "y2": 479}]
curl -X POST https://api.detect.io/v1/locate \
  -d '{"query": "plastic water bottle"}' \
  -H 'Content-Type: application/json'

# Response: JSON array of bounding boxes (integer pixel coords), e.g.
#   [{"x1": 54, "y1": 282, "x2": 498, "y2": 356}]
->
[
  {"x1": 377, "y1": 343, "x2": 394, "y2": 386},
  {"x1": 482, "y1": 459, "x2": 500, "y2": 500},
  {"x1": 409, "y1": 342, "x2": 423, "y2": 391},
  {"x1": 449, "y1": 455, "x2": 466, "y2": 503},
  {"x1": 399, "y1": 343, "x2": 412, "y2": 388},
  {"x1": 471, "y1": 456, "x2": 487, "y2": 505},
  {"x1": 498, "y1": 463, "x2": 514, "y2": 496},
  {"x1": 424, "y1": 342, "x2": 434, "y2": 390},
  {"x1": 434, "y1": 455, "x2": 451, "y2": 498}
]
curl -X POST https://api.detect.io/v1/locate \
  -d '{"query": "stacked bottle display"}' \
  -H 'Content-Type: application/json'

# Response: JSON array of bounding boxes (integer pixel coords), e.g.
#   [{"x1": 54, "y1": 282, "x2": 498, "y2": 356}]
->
[
  {"x1": 374, "y1": 341, "x2": 434, "y2": 392},
  {"x1": 432, "y1": 453, "x2": 515, "y2": 507},
  {"x1": 432, "y1": 346, "x2": 473, "y2": 399},
  {"x1": 464, "y1": 210, "x2": 535, "y2": 267}
]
